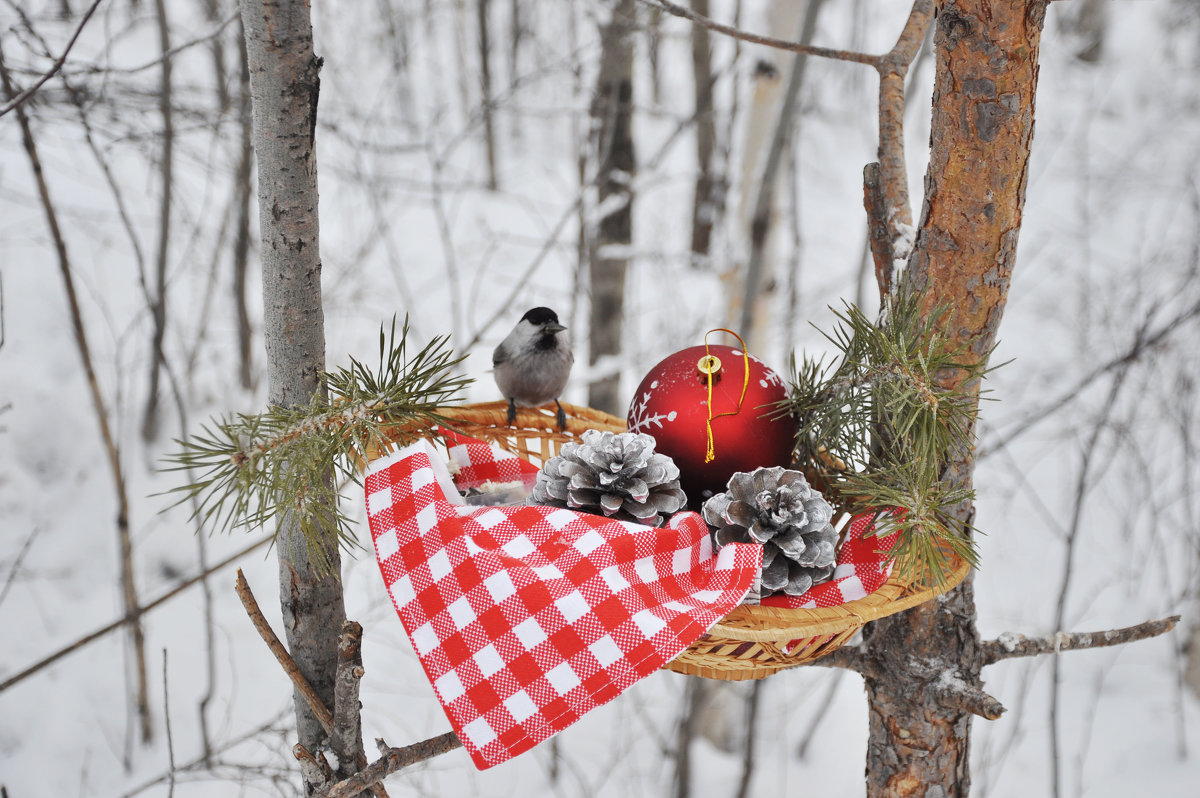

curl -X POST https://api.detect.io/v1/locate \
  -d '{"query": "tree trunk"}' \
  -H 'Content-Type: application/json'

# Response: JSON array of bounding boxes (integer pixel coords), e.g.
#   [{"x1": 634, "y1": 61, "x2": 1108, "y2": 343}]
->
[
  {"x1": 141, "y1": 0, "x2": 174, "y2": 442},
  {"x1": 737, "y1": 0, "x2": 824, "y2": 351},
  {"x1": 233, "y1": 17, "x2": 255, "y2": 391},
  {"x1": 476, "y1": 0, "x2": 498, "y2": 190},
  {"x1": 688, "y1": 0, "x2": 716, "y2": 261},
  {"x1": 862, "y1": 2, "x2": 1048, "y2": 796},
  {"x1": 240, "y1": 0, "x2": 347, "y2": 777},
  {"x1": 587, "y1": 0, "x2": 636, "y2": 415}
]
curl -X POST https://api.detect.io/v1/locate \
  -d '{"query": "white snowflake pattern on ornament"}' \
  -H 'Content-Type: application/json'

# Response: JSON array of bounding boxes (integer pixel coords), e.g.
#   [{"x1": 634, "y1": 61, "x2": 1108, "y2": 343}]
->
[
  {"x1": 627, "y1": 381, "x2": 678, "y2": 432},
  {"x1": 736, "y1": 352, "x2": 785, "y2": 390}
]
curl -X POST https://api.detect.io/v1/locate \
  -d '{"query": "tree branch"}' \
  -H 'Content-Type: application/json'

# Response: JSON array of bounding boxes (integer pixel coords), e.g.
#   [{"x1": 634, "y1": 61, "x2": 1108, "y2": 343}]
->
[
  {"x1": 871, "y1": 0, "x2": 933, "y2": 298},
  {"x1": 644, "y1": 0, "x2": 878, "y2": 66},
  {"x1": 0, "y1": 536, "x2": 271, "y2": 695},
  {"x1": 928, "y1": 673, "x2": 1005, "y2": 720},
  {"x1": 234, "y1": 571, "x2": 388, "y2": 798},
  {"x1": 807, "y1": 644, "x2": 866, "y2": 673},
  {"x1": 235, "y1": 569, "x2": 336, "y2": 732},
  {"x1": 0, "y1": 0, "x2": 105, "y2": 118},
  {"x1": 863, "y1": 162, "x2": 894, "y2": 295},
  {"x1": 322, "y1": 733, "x2": 463, "y2": 798},
  {"x1": 295, "y1": 744, "x2": 333, "y2": 790},
  {"x1": 981, "y1": 616, "x2": 1181, "y2": 666},
  {"x1": 331, "y1": 621, "x2": 366, "y2": 781}
]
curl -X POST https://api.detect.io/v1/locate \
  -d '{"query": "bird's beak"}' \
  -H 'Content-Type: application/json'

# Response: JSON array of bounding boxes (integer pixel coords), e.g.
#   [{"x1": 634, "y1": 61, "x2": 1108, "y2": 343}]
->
[{"x1": 546, "y1": 323, "x2": 567, "y2": 334}]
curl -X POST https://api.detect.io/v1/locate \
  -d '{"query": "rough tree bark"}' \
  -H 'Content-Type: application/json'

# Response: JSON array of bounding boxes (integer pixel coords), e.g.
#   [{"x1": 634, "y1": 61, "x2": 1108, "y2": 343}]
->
[
  {"x1": 587, "y1": 0, "x2": 636, "y2": 415},
  {"x1": 240, "y1": 0, "x2": 348, "y2": 780},
  {"x1": 859, "y1": 2, "x2": 1048, "y2": 796}
]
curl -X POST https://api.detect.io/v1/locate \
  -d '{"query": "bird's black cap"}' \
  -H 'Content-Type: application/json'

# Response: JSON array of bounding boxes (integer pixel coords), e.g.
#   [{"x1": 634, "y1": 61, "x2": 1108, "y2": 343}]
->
[{"x1": 521, "y1": 307, "x2": 561, "y2": 326}]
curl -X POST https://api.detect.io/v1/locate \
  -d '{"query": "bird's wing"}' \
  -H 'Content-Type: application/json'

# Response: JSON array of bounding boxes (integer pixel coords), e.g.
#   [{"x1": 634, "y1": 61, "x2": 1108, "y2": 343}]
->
[{"x1": 492, "y1": 341, "x2": 509, "y2": 367}]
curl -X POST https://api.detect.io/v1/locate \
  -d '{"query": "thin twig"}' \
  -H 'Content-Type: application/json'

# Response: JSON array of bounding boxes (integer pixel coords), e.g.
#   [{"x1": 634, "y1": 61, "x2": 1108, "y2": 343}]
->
[
  {"x1": 235, "y1": 573, "x2": 388, "y2": 797},
  {"x1": 163, "y1": 649, "x2": 177, "y2": 798},
  {"x1": 981, "y1": 297, "x2": 1200, "y2": 457},
  {"x1": 0, "y1": 40, "x2": 151, "y2": 742},
  {"x1": 795, "y1": 671, "x2": 843, "y2": 760},
  {"x1": 0, "y1": 525, "x2": 40, "y2": 609},
  {"x1": 120, "y1": 708, "x2": 293, "y2": 798},
  {"x1": 734, "y1": 681, "x2": 763, "y2": 798},
  {"x1": 141, "y1": 0, "x2": 176, "y2": 442},
  {"x1": 981, "y1": 616, "x2": 1181, "y2": 666},
  {"x1": 0, "y1": 535, "x2": 271, "y2": 694},
  {"x1": 234, "y1": 569, "x2": 336, "y2": 732},
  {"x1": 645, "y1": 0, "x2": 878, "y2": 65},
  {"x1": 73, "y1": 11, "x2": 240, "y2": 76},
  {"x1": 0, "y1": 0, "x2": 105, "y2": 118}
]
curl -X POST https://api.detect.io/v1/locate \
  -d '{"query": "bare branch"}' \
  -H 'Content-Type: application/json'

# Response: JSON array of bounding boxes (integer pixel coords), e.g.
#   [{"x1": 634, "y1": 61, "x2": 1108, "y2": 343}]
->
[
  {"x1": 162, "y1": 649, "x2": 177, "y2": 798},
  {"x1": 235, "y1": 572, "x2": 387, "y2": 798},
  {"x1": 331, "y1": 621, "x2": 366, "y2": 779},
  {"x1": 0, "y1": 39, "x2": 151, "y2": 741},
  {"x1": 981, "y1": 298, "x2": 1200, "y2": 457},
  {"x1": 807, "y1": 644, "x2": 867, "y2": 673},
  {"x1": 644, "y1": 0, "x2": 878, "y2": 66},
  {"x1": 929, "y1": 675, "x2": 1005, "y2": 720},
  {"x1": 981, "y1": 616, "x2": 1181, "y2": 666},
  {"x1": 0, "y1": 535, "x2": 271, "y2": 695},
  {"x1": 863, "y1": 163, "x2": 894, "y2": 296},
  {"x1": 0, "y1": 0, "x2": 105, "y2": 118},
  {"x1": 295, "y1": 744, "x2": 333, "y2": 790},
  {"x1": 0, "y1": 525, "x2": 40, "y2": 609},
  {"x1": 871, "y1": 0, "x2": 933, "y2": 297},
  {"x1": 322, "y1": 733, "x2": 463, "y2": 798},
  {"x1": 78, "y1": 11, "x2": 239, "y2": 76},
  {"x1": 234, "y1": 569, "x2": 336, "y2": 733}
]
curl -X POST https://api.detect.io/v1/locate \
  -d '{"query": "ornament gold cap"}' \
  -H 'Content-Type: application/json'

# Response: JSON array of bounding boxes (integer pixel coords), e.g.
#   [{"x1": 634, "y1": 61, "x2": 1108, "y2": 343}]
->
[{"x1": 696, "y1": 354, "x2": 723, "y2": 380}]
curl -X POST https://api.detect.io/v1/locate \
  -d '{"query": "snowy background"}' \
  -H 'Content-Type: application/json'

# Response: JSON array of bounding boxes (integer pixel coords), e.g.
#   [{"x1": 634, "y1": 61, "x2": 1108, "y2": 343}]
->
[{"x1": 2, "y1": 1, "x2": 1199, "y2": 796}]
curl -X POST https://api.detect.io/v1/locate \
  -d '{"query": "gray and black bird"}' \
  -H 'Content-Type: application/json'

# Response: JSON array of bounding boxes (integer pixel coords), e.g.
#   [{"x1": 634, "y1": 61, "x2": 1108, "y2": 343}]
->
[{"x1": 492, "y1": 306, "x2": 574, "y2": 429}]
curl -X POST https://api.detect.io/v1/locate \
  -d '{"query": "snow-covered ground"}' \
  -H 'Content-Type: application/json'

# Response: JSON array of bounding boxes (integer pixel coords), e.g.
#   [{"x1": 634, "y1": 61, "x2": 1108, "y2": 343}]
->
[{"x1": 2, "y1": 1, "x2": 1198, "y2": 796}]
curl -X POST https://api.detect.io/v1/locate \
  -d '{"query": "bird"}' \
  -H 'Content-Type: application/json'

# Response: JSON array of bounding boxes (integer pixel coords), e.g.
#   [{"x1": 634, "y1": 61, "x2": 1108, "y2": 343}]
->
[{"x1": 492, "y1": 306, "x2": 574, "y2": 430}]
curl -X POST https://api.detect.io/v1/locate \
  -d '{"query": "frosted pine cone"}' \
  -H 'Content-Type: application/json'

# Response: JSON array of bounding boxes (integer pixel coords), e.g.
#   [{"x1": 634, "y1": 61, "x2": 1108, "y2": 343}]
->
[
  {"x1": 530, "y1": 429, "x2": 688, "y2": 526},
  {"x1": 702, "y1": 467, "x2": 838, "y2": 597}
]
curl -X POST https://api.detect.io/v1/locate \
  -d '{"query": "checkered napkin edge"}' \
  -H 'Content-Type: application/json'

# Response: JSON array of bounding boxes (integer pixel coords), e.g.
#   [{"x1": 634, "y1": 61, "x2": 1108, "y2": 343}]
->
[
  {"x1": 365, "y1": 438, "x2": 762, "y2": 769},
  {"x1": 762, "y1": 512, "x2": 899, "y2": 611}
]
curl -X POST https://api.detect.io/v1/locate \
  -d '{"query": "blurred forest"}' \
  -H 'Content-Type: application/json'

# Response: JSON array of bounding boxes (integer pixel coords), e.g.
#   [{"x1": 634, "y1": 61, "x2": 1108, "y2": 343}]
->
[{"x1": 2, "y1": 1, "x2": 1200, "y2": 796}]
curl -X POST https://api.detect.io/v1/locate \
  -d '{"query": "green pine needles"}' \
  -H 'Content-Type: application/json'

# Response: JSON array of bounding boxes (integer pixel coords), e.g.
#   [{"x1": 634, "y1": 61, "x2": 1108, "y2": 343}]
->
[
  {"x1": 163, "y1": 318, "x2": 471, "y2": 575},
  {"x1": 783, "y1": 292, "x2": 993, "y2": 587}
]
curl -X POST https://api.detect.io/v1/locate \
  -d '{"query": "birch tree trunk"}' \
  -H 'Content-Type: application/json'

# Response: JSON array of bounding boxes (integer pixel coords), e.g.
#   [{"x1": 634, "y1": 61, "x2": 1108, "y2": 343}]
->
[
  {"x1": 587, "y1": 0, "x2": 636, "y2": 414},
  {"x1": 861, "y1": 2, "x2": 1048, "y2": 795},
  {"x1": 240, "y1": 0, "x2": 347, "y2": 769}
]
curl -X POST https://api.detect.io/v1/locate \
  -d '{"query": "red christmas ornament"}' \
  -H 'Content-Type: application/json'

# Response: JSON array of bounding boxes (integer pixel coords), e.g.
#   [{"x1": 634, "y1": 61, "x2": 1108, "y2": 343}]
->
[{"x1": 627, "y1": 342, "x2": 798, "y2": 507}]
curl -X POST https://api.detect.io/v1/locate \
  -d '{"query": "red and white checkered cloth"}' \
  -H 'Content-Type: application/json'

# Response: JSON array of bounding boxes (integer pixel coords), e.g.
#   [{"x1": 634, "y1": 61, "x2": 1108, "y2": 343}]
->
[
  {"x1": 365, "y1": 438, "x2": 761, "y2": 769},
  {"x1": 763, "y1": 512, "x2": 898, "y2": 610}
]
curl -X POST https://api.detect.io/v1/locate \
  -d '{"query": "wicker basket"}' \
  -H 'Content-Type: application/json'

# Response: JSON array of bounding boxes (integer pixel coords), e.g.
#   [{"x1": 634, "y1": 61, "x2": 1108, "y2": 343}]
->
[{"x1": 382, "y1": 401, "x2": 969, "y2": 681}]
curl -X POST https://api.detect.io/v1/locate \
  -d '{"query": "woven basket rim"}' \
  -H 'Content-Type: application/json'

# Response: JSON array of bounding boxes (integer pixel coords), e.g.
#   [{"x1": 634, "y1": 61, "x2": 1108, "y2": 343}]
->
[
  {"x1": 704, "y1": 552, "x2": 971, "y2": 642},
  {"x1": 384, "y1": 401, "x2": 971, "y2": 655}
]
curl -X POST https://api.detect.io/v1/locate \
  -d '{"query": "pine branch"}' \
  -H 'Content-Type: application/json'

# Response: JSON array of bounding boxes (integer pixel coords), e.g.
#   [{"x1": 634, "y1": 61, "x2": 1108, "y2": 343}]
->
[
  {"x1": 782, "y1": 292, "x2": 990, "y2": 585},
  {"x1": 162, "y1": 319, "x2": 470, "y2": 573}
]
